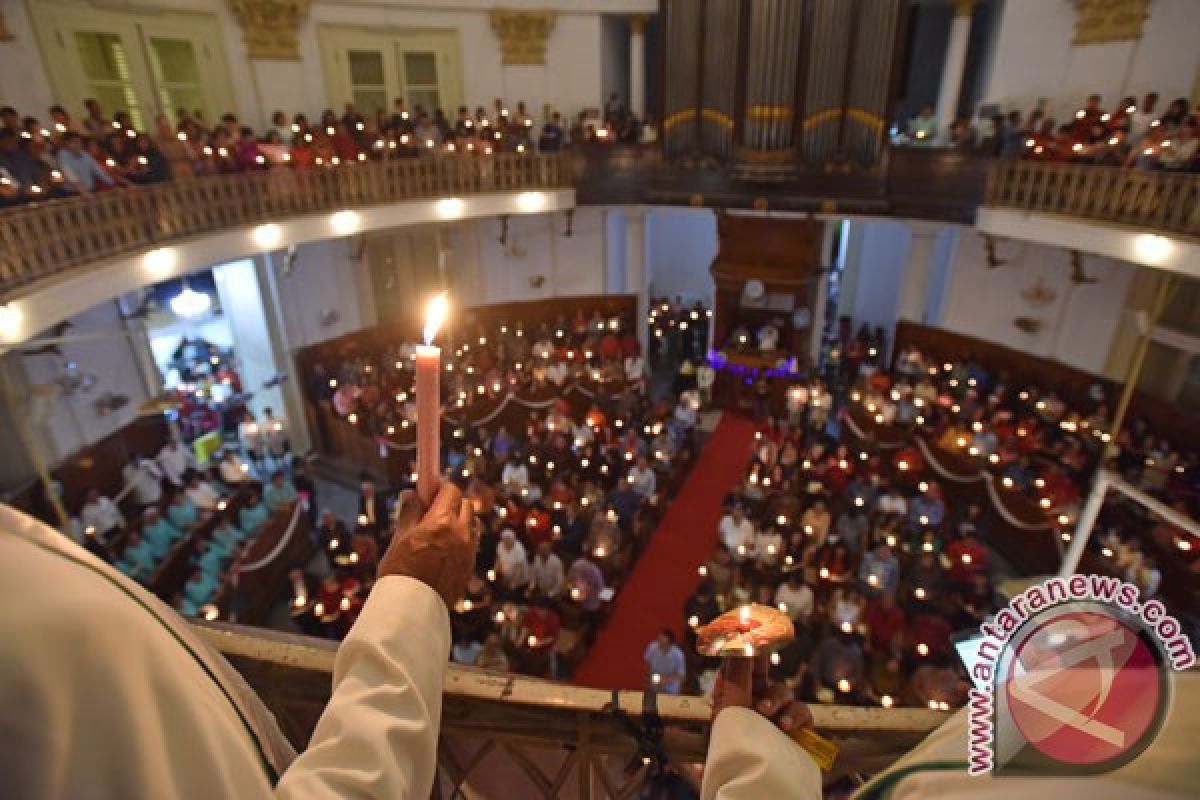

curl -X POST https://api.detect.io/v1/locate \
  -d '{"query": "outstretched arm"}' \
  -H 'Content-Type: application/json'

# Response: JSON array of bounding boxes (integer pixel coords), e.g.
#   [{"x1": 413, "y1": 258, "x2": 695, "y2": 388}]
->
[
  {"x1": 700, "y1": 657, "x2": 823, "y2": 800},
  {"x1": 276, "y1": 486, "x2": 478, "y2": 800}
]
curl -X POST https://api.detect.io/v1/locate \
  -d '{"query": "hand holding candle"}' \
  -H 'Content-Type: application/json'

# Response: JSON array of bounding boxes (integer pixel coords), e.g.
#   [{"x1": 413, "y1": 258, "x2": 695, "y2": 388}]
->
[
  {"x1": 700, "y1": 604, "x2": 839, "y2": 772},
  {"x1": 416, "y1": 292, "x2": 449, "y2": 507}
]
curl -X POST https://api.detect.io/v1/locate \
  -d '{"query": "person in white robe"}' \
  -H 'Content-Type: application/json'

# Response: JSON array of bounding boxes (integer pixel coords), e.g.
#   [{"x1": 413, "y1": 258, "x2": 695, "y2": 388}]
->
[
  {"x1": 79, "y1": 487, "x2": 124, "y2": 538},
  {"x1": 157, "y1": 439, "x2": 197, "y2": 488},
  {"x1": 122, "y1": 455, "x2": 164, "y2": 507},
  {"x1": 0, "y1": 483, "x2": 478, "y2": 800}
]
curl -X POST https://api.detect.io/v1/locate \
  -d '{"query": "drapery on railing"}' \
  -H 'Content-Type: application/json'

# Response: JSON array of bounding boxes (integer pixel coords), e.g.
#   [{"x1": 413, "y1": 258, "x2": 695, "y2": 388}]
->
[
  {"x1": 0, "y1": 153, "x2": 571, "y2": 297},
  {"x1": 985, "y1": 160, "x2": 1200, "y2": 237}
]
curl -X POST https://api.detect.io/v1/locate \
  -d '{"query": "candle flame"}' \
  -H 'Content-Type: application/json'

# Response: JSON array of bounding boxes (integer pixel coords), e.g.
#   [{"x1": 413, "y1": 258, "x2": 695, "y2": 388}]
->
[{"x1": 424, "y1": 292, "x2": 449, "y2": 345}]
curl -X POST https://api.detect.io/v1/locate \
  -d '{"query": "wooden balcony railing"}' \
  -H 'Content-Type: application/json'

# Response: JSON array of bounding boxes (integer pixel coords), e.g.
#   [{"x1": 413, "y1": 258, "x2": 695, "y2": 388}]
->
[
  {"x1": 985, "y1": 160, "x2": 1200, "y2": 238},
  {"x1": 0, "y1": 153, "x2": 571, "y2": 299},
  {"x1": 200, "y1": 621, "x2": 947, "y2": 799}
]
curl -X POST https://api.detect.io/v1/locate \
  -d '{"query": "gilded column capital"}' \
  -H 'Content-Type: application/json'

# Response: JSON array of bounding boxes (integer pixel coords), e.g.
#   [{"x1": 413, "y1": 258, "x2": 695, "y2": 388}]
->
[
  {"x1": 1073, "y1": 0, "x2": 1151, "y2": 45},
  {"x1": 627, "y1": 13, "x2": 650, "y2": 35},
  {"x1": 489, "y1": 9, "x2": 558, "y2": 66},
  {"x1": 228, "y1": 0, "x2": 311, "y2": 61}
]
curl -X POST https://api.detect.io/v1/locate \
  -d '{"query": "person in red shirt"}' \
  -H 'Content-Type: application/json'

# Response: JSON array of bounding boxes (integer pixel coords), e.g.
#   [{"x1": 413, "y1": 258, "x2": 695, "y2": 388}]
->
[
  {"x1": 908, "y1": 611, "x2": 952, "y2": 660},
  {"x1": 945, "y1": 533, "x2": 988, "y2": 587},
  {"x1": 330, "y1": 122, "x2": 359, "y2": 162},
  {"x1": 523, "y1": 503, "x2": 554, "y2": 547},
  {"x1": 520, "y1": 596, "x2": 561, "y2": 678},
  {"x1": 862, "y1": 593, "x2": 906, "y2": 655},
  {"x1": 599, "y1": 331, "x2": 621, "y2": 361}
]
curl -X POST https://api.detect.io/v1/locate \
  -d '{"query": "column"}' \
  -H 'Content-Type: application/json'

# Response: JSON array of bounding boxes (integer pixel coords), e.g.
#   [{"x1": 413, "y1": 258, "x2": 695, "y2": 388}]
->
[
  {"x1": 934, "y1": 0, "x2": 975, "y2": 142},
  {"x1": 898, "y1": 225, "x2": 941, "y2": 325},
  {"x1": 628, "y1": 14, "x2": 648, "y2": 119},
  {"x1": 624, "y1": 208, "x2": 648, "y2": 351}
]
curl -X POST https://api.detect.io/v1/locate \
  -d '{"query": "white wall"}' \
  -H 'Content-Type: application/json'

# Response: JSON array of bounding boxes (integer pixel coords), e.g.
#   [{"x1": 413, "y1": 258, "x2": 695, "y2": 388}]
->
[
  {"x1": 212, "y1": 259, "x2": 285, "y2": 418},
  {"x1": 844, "y1": 219, "x2": 912, "y2": 335},
  {"x1": 982, "y1": 0, "x2": 1200, "y2": 121},
  {"x1": 645, "y1": 208, "x2": 718, "y2": 305},
  {"x1": 450, "y1": 207, "x2": 608, "y2": 304},
  {"x1": 936, "y1": 230, "x2": 1136, "y2": 374},
  {"x1": 14, "y1": 302, "x2": 152, "y2": 464},
  {"x1": 269, "y1": 239, "x2": 372, "y2": 350},
  {"x1": 0, "y1": 0, "x2": 654, "y2": 127},
  {"x1": 0, "y1": 1, "x2": 56, "y2": 113}
]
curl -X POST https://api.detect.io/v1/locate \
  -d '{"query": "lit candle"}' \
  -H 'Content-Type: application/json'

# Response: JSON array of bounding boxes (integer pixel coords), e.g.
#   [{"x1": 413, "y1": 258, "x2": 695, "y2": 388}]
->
[{"x1": 416, "y1": 292, "x2": 449, "y2": 507}]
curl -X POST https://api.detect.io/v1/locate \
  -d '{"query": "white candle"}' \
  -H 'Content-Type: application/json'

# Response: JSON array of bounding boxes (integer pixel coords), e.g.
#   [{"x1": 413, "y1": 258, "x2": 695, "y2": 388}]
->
[{"x1": 416, "y1": 292, "x2": 449, "y2": 507}]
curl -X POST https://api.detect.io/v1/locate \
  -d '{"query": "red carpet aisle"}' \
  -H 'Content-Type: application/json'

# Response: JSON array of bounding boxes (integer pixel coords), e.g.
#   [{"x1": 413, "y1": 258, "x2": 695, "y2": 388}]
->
[{"x1": 573, "y1": 414, "x2": 758, "y2": 689}]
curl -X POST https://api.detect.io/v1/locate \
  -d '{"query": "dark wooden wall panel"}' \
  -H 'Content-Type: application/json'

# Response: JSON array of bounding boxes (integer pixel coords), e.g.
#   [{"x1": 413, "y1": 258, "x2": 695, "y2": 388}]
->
[{"x1": 893, "y1": 321, "x2": 1200, "y2": 450}]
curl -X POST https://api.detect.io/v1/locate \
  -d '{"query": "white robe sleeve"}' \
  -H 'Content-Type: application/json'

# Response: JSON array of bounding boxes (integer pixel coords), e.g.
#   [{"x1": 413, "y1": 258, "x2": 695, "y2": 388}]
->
[
  {"x1": 275, "y1": 575, "x2": 450, "y2": 800},
  {"x1": 701, "y1": 708, "x2": 822, "y2": 800}
]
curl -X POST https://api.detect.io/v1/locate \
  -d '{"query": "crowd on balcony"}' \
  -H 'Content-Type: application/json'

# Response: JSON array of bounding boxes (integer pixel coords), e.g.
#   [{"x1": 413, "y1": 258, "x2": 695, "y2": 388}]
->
[
  {"x1": 0, "y1": 93, "x2": 651, "y2": 208},
  {"x1": 900, "y1": 92, "x2": 1199, "y2": 172},
  {"x1": 289, "y1": 304, "x2": 700, "y2": 681}
]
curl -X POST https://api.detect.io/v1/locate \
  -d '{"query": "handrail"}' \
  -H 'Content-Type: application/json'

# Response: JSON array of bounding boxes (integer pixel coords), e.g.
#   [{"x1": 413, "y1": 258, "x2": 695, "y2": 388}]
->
[
  {"x1": 196, "y1": 620, "x2": 948, "y2": 797},
  {"x1": 985, "y1": 160, "x2": 1200, "y2": 238},
  {"x1": 0, "y1": 153, "x2": 571, "y2": 298}
]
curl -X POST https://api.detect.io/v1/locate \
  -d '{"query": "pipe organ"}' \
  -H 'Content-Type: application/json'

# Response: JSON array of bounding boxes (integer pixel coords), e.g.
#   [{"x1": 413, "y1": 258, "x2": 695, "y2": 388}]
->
[{"x1": 662, "y1": 0, "x2": 906, "y2": 179}]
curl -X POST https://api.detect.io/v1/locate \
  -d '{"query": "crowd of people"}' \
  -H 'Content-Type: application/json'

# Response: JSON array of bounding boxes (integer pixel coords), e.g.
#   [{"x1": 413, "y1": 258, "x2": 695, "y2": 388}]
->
[
  {"x1": 667, "y1": 317, "x2": 1197, "y2": 708},
  {"x1": 0, "y1": 92, "x2": 652, "y2": 207},
  {"x1": 66, "y1": 407, "x2": 308, "y2": 620},
  {"x1": 901, "y1": 91, "x2": 1199, "y2": 171},
  {"x1": 45, "y1": 300, "x2": 1198, "y2": 703},
  {"x1": 292, "y1": 304, "x2": 702, "y2": 680}
]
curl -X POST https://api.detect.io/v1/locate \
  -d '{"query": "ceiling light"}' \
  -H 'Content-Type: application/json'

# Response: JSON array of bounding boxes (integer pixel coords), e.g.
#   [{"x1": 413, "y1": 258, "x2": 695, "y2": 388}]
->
[
  {"x1": 0, "y1": 303, "x2": 23, "y2": 338},
  {"x1": 516, "y1": 191, "x2": 546, "y2": 212},
  {"x1": 169, "y1": 283, "x2": 211, "y2": 318},
  {"x1": 253, "y1": 223, "x2": 282, "y2": 249},
  {"x1": 330, "y1": 210, "x2": 360, "y2": 235},
  {"x1": 436, "y1": 197, "x2": 465, "y2": 218},
  {"x1": 143, "y1": 248, "x2": 176, "y2": 277}
]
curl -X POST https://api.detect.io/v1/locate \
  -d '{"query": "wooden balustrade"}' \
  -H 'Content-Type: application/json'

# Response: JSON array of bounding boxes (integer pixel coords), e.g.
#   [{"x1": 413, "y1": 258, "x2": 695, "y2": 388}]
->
[
  {"x1": 986, "y1": 160, "x2": 1200, "y2": 237},
  {"x1": 198, "y1": 621, "x2": 947, "y2": 798},
  {"x1": 0, "y1": 153, "x2": 571, "y2": 298}
]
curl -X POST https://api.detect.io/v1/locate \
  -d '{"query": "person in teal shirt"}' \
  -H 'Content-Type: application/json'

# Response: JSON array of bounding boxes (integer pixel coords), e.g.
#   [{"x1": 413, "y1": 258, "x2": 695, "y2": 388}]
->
[
  {"x1": 194, "y1": 540, "x2": 227, "y2": 578},
  {"x1": 239, "y1": 492, "x2": 270, "y2": 535},
  {"x1": 165, "y1": 490, "x2": 199, "y2": 531},
  {"x1": 211, "y1": 516, "x2": 245, "y2": 554},
  {"x1": 182, "y1": 568, "x2": 218, "y2": 609},
  {"x1": 263, "y1": 471, "x2": 298, "y2": 512},
  {"x1": 117, "y1": 531, "x2": 159, "y2": 581},
  {"x1": 141, "y1": 509, "x2": 182, "y2": 559}
]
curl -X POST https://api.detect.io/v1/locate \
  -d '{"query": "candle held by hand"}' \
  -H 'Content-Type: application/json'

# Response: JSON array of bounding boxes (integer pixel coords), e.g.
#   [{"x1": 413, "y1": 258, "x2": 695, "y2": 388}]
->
[{"x1": 416, "y1": 292, "x2": 449, "y2": 507}]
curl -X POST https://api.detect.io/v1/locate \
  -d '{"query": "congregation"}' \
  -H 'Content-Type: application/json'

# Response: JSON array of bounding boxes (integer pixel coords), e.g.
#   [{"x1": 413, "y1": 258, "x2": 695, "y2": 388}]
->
[
  {"x1": 902, "y1": 91, "x2": 1199, "y2": 171},
  {"x1": 0, "y1": 91, "x2": 650, "y2": 206}
]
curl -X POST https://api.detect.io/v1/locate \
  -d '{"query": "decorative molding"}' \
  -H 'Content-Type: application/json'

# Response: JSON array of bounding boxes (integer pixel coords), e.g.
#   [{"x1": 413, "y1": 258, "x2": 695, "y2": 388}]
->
[
  {"x1": 0, "y1": 9, "x2": 15, "y2": 42},
  {"x1": 1073, "y1": 0, "x2": 1150, "y2": 45},
  {"x1": 489, "y1": 9, "x2": 558, "y2": 66},
  {"x1": 227, "y1": 0, "x2": 311, "y2": 61}
]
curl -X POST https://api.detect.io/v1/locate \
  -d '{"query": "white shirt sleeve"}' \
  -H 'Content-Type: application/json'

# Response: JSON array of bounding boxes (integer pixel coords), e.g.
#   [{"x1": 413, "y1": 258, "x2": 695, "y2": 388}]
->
[
  {"x1": 276, "y1": 575, "x2": 450, "y2": 800},
  {"x1": 701, "y1": 708, "x2": 821, "y2": 800}
]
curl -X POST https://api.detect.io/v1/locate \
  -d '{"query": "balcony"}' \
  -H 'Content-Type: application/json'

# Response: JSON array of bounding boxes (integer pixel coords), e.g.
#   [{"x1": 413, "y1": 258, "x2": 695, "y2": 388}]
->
[
  {"x1": 1, "y1": 148, "x2": 1196, "y2": 308},
  {"x1": 985, "y1": 160, "x2": 1200, "y2": 238},
  {"x1": 0, "y1": 153, "x2": 572, "y2": 299},
  {"x1": 199, "y1": 621, "x2": 947, "y2": 798}
]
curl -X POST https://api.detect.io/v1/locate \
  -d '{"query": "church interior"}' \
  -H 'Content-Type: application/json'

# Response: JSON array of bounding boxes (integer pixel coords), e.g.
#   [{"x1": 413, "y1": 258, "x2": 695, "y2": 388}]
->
[{"x1": 1, "y1": 0, "x2": 1199, "y2": 797}]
